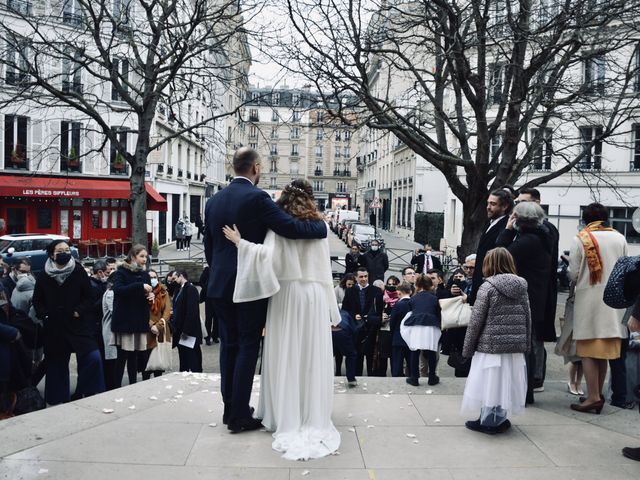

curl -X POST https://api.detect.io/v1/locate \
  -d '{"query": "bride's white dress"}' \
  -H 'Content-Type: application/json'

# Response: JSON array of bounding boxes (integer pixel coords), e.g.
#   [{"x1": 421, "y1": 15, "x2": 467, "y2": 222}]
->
[{"x1": 233, "y1": 229, "x2": 341, "y2": 461}]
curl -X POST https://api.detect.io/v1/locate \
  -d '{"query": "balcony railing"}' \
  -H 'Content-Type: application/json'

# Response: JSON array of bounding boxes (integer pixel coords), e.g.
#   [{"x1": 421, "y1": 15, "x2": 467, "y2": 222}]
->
[
  {"x1": 62, "y1": 12, "x2": 83, "y2": 25},
  {"x1": 186, "y1": 171, "x2": 192, "y2": 180},
  {"x1": 314, "y1": 168, "x2": 323, "y2": 176},
  {"x1": 157, "y1": 164, "x2": 164, "y2": 173},
  {"x1": 5, "y1": 71, "x2": 29, "y2": 87},
  {"x1": 177, "y1": 169, "x2": 183, "y2": 178},
  {"x1": 200, "y1": 173, "x2": 206, "y2": 181},
  {"x1": 167, "y1": 165, "x2": 173, "y2": 176},
  {"x1": 4, "y1": 155, "x2": 29, "y2": 171}
]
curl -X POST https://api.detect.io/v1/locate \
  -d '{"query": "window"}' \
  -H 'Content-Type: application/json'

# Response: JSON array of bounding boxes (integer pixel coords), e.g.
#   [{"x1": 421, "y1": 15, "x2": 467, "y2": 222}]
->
[
  {"x1": 272, "y1": 92, "x2": 280, "y2": 106},
  {"x1": 271, "y1": 110, "x2": 278, "y2": 122},
  {"x1": 291, "y1": 144, "x2": 299, "y2": 156},
  {"x1": 113, "y1": 0, "x2": 132, "y2": 25},
  {"x1": 61, "y1": 121, "x2": 82, "y2": 172},
  {"x1": 579, "y1": 126, "x2": 603, "y2": 170},
  {"x1": 270, "y1": 127, "x2": 278, "y2": 139},
  {"x1": 5, "y1": 38, "x2": 29, "y2": 87},
  {"x1": 270, "y1": 144, "x2": 278, "y2": 155},
  {"x1": 62, "y1": 50, "x2": 82, "y2": 94},
  {"x1": 7, "y1": 0, "x2": 32, "y2": 15},
  {"x1": 531, "y1": 128, "x2": 552, "y2": 170},
  {"x1": 3, "y1": 114, "x2": 29, "y2": 170},
  {"x1": 270, "y1": 159, "x2": 277, "y2": 172},
  {"x1": 249, "y1": 142, "x2": 257, "y2": 150},
  {"x1": 292, "y1": 110, "x2": 301, "y2": 122},
  {"x1": 315, "y1": 144, "x2": 323, "y2": 157},
  {"x1": 489, "y1": 0, "x2": 507, "y2": 36},
  {"x1": 489, "y1": 63, "x2": 505, "y2": 104},
  {"x1": 111, "y1": 57, "x2": 129, "y2": 101},
  {"x1": 290, "y1": 161, "x2": 299, "y2": 174},
  {"x1": 490, "y1": 132, "x2": 503, "y2": 161},
  {"x1": 335, "y1": 146, "x2": 341, "y2": 158},
  {"x1": 248, "y1": 125, "x2": 257, "y2": 138},
  {"x1": 291, "y1": 127, "x2": 300, "y2": 139},
  {"x1": 251, "y1": 91, "x2": 259, "y2": 102},
  {"x1": 109, "y1": 126, "x2": 128, "y2": 175},
  {"x1": 633, "y1": 124, "x2": 640, "y2": 171},
  {"x1": 316, "y1": 111, "x2": 324, "y2": 123},
  {"x1": 316, "y1": 130, "x2": 324, "y2": 141},
  {"x1": 63, "y1": 0, "x2": 83, "y2": 25},
  {"x1": 314, "y1": 160, "x2": 323, "y2": 176},
  {"x1": 635, "y1": 45, "x2": 640, "y2": 93},
  {"x1": 269, "y1": 176, "x2": 277, "y2": 189},
  {"x1": 336, "y1": 181, "x2": 346, "y2": 193},
  {"x1": 313, "y1": 180, "x2": 324, "y2": 191},
  {"x1": 344, "y1": 130, "x2": 352, "y2": 141},
  {"x1": 584, "y1": 54, "x2": 605, "y2": 95},
  {"x1": 343, "y1": 146, "x2": 351, "y2": 157},
  {"x1": 335, "y1": 131, "x2": 341, "y2": 141},
  {"x1": 249, "y1": 109, "x2": 259, "y2": 121}
]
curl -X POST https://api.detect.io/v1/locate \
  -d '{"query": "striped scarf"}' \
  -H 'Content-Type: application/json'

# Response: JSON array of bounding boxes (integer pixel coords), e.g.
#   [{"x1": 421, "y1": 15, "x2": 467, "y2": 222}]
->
[{"x1": 577, "y1": 221, "x2": 614, "y2": 285}]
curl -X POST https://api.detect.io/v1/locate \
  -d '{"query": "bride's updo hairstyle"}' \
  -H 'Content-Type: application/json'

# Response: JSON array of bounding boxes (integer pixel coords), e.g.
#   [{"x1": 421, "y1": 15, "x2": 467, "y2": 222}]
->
[{"x1": 276, "y1": 179, "x2": 323, "y2": 221}]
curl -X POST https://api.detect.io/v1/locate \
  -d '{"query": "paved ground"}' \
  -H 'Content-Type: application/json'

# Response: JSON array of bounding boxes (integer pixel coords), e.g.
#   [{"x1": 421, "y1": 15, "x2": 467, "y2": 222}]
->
[{"x1": 2, "y1": 375, "x2": 639, "y2": 479}]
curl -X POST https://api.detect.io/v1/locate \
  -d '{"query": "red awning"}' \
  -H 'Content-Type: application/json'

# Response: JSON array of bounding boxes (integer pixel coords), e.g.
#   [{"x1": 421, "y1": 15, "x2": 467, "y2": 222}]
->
[{"x1": 0, "y1": 174, "x2": 168, "y2": 212}]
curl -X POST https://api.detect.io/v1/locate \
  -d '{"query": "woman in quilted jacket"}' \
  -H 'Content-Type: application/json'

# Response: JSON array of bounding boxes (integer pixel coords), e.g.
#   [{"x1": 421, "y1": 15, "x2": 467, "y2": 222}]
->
[{"x1": 461, "y1": 247, "x2": 531, "y2": 435}]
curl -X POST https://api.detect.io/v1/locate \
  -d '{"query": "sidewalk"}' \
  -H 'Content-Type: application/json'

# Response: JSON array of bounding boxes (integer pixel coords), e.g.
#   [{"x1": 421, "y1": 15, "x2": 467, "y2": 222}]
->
[{"x1": 2, "y1": 375, "x2": 639, "y2": 479}]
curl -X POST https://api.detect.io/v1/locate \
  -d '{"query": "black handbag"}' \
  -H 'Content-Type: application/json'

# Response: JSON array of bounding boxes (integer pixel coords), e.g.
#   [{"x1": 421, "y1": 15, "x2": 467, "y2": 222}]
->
[
  {"x1": 14, "y1": 386, "x2": 45, "y2": 415},
  {"x1": 446, "y1": 350, "x2": 471, "y2": 377}
]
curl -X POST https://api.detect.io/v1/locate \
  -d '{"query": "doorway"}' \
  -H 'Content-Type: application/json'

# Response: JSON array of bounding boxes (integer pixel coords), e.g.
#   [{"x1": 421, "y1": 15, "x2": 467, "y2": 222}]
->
[
  {"x1": 6, "y1": 207, "x2": 27, "y2": 234},
  {"x1": 171, "y1": 194, "x2": 180, "y2": 240}
]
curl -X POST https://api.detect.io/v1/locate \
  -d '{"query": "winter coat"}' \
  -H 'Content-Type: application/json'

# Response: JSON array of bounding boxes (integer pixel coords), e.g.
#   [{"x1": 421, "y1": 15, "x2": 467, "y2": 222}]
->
[
  {"x1": 32, "y1": 263, "x2": 97, "y2": 357},
  {"x1": 147, "y1": 285, "x2": 172, "y2": 350},
  {"x1": 171, "y1": 282, "x2": 202, "y2": 346},
  {"x1": 496, "y1": 225, "x2": 554, "y2": 341},
  {"x1": 0, "y1": 321, "x2": 18, "y2": 382},
  {"x1": 88, "y1": 276, "x2": 107, "y2": 336},
  {"x1": 462, "y1": 273, "x2": 531, "y2": 358},
  {"x1": 111, "y1": 262, "x2": 152, "y2": 334},
  {"x1": 344, "y1": 253, "x2": 363, "y2": 274},
  {"x1": 406, "y1": 291, "x2": 441, "y2": 328},
  {"x1": 569, "y1": 230, "x2": 628, "y2": 340},
  {"x1": 175, "y1": 221, "x2": 186, "y2": 239},
  {"x1": 390, "y1": 297, "x2": 411, "y2": 347},
  {"x1": 10, "y1": 275, "x2": 38, "y2": 323},
  {"x1": 361, "y1": 250, "x2": 389, "y2": 282},
  {"x1": 469, "y1": 216, "x2": 509, "y2": 305},
  {"x1": 101, "y1": 289, "x2": 117, "y2": 361},
  {"x1": 184, "y1": 221, "x2": 193, "y2": 236}
]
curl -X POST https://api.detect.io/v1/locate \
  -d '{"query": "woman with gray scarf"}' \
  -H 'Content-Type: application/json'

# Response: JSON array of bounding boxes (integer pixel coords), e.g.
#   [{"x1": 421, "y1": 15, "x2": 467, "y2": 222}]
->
[{"x1": 32, "y1": 240, "x2": 105, "y2": 405}]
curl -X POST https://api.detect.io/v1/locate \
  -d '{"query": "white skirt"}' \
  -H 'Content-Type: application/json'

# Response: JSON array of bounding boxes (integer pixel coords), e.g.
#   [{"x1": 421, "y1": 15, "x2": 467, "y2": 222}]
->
[
  {"x1": 400, "y1": 318, "x2": 441, "y2": 351},
  {"x1": 461, "y1": 352, "x2": 527, "y2": 417}
]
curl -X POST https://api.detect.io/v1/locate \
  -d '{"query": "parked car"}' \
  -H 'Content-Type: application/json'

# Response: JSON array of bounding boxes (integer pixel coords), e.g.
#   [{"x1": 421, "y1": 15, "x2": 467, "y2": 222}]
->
[
  {"x1": 347, "y1": 223, "x2": 385, "y2": 251},
  {"x1": 0, "y1": 234, "x2": 79, "y2": 273},
  {"x1": 334, "y1": 210, "x2": 359, "y2": 233},
  {"x1": 339, "y1": 219, "x2": 360, "y2": 241}
]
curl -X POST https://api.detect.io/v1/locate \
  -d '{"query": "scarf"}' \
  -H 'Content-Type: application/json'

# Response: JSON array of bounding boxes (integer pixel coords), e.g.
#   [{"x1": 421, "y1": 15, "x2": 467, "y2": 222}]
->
[
  {"x1": 44, "y1": 257, "x2": 76, "y2": 285},
  {"x1": 577, "y1": 220, "x2": 614, "y2": 285},
  {"x1": 150, "y1": 284, "x2": 166, "y2": 315},
  {"x1": 383, "y1": 289, "x2": 400, "y2": 308}
]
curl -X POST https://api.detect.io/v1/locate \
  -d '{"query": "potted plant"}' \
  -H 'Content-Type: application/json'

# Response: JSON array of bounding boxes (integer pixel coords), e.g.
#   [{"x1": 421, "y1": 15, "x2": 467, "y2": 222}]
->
[
  {"x1": 113, "y1": 153, "x2": 126, "y2": 170},
  {"x1": 151, "y1": 239, "x2": 160, "y2": 258},
  {"x1": 10, "y1": 147, "x2": 25, "y2": 164},
  {"x1": 68, "y1": 147, "x2": 79, "y2": 168}
]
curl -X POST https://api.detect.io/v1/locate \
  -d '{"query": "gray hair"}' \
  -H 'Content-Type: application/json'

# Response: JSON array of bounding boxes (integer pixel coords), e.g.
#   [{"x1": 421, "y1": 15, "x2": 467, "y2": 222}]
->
[
  {"x1": 513, "y1": 201, "x2": 545, "y2": 228},
  {"x1": 464, "y1": 254, "x2": 476, "y2": 263},
  {"x1": 373, "y1": 279, "x2": 385, "y2": 291}
]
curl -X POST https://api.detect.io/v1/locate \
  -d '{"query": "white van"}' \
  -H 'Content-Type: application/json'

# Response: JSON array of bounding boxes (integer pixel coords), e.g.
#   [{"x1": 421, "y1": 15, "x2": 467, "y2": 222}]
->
[{"x1": 334, "y1": 210, "x2": 360, "y2": 234}]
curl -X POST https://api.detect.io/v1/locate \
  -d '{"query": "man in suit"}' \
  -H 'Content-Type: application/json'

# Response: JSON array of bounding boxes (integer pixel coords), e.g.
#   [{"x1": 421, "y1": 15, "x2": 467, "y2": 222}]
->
[
  {"x1": 345, "y1": 245, "x2": 363, "y2": 275},
  {"x1": 468, "y1": 188, "x2": 513, "y2": 305},
  {"x1": 172, "y1": 270, "x2": 203, "y2": 373},
  {"x1": 204, "y1": 147, "x2": 327, "y2": 434},
  {"x1": 341, "y1": 267, "x2": 384, "y2": 376},
  {"x1": 411, "y1": 244, "x2": 442, "y2": 274}
]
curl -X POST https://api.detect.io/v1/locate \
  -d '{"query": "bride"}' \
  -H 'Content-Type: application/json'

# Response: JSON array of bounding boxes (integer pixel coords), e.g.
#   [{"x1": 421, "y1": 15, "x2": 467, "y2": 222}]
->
[{"x1": 222, "y1": 179, "x2": 341, "y2": 461}]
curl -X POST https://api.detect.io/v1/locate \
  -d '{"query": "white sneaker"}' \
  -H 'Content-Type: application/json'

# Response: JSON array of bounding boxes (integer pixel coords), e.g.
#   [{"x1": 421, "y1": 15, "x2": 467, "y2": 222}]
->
[{"x1": 533, "y1": 386, "x2": 545, "y2": 393}]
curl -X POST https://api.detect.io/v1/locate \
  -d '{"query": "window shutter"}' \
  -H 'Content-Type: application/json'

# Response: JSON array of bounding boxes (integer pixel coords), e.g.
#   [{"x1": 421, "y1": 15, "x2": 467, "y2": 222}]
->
[
  {"x1": 31, "y1": 118, "x2": 43, "y2": 171},
  {"x1": 49, "y1": 120, "x2": 60, "y2": 172}
]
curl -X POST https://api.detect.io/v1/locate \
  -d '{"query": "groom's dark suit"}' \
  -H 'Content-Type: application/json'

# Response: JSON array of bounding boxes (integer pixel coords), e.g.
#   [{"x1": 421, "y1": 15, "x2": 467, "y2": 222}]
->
[{"x1": 204, "y1": 177, "x2": 327, "y2": 428}]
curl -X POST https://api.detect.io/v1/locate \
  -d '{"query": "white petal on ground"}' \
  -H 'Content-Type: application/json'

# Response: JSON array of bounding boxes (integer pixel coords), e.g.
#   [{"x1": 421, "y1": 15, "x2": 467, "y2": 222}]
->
[
  {"x1": 366, "y1": 425, "x2": 375, "y2": 429},
  {"x1": 209, "y1": 423, "x2": 217, "y2": 427},
  {"x1": 38, "y1": 469, "x2": 49, "y2": 474},
  {"x1": 128, "y1": 405, "x2": 136, "y2": 410},
  {"x1": 425, "y1": 390, "x2": 433, "y2": 394},
  {"x1": 347, "y1": 413, "x2": 353, "y2": 418},
  {"x1": 165, "y1": 385, "x2": 173, "y2": 389},
  {"x1": 148, "y1": 396, "x2": 158, "y2": 401},
  {"x1": 177, "y1": 390, "x2": 184, "y2": 394},
  {"x1": 301, "y1": 470, "x2": 310, "y2": 476},
  {"x1": 348, "y1": 428, "x2": 356, "y2": 432},
  {"x1": 114, "y1": 398, "x2": 124, "y2": 403},
  {"x1": 406, "y1": 433, "x2": 416, "y2": 438},
  {"x1": 383, "y1": 394, "x2": 390, "y2": 398},
  {"x1": 413, "y1": 440, "x2": 420, "y2": 444},
  {"x1": 388, "y1": 390, "x2": 394, "y2": 394},
  {"x1": 102, "y1": 408, "x2": 114, "y2": 414},
  {"x1": 434, "y1": 418, "x2": 441, "y2": 423}
]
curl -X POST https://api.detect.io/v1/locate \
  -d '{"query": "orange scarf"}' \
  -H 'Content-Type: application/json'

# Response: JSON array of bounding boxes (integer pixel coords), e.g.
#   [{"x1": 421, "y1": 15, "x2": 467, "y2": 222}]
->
[
  {"x1": 577, "y1": 221, "x2": 614, "y2": 285},
  {"x1": 150, "y1": 284, "x2": 166, "y2": 315}
]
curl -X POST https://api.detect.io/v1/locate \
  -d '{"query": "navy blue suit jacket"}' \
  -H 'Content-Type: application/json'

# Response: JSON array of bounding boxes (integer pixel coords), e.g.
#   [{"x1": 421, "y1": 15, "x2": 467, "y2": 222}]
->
[
  {"x1": 390, "y1": 297, "x2": 411, "y2": 347},
  {"x1": 203, "y1": 178, "x2": 327, "y2": 299}
]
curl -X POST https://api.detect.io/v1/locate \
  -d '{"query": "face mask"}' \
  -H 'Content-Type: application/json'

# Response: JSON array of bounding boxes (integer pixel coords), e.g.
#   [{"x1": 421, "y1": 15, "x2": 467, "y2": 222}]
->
[
  {"x1": 371, "y1": 246, "x2": 379, "y2": 251},
  {"x1": 16, "y1": 273, "x2": 30, "y2": 280},
  {"x1": 54, "y1": 252, "x2": 72, "y2": 266},
  {"x1": 150, "y1": 278, "x2": 159, "y2": 288},
  {"x1": 386, "y1": 285, "x2": 397, "y2": 292}
]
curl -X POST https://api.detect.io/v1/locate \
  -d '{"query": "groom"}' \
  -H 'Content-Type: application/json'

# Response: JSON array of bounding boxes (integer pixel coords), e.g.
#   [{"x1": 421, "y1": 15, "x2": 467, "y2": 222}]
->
[{"x1": 204, "y1": 147, "x2": 327, "y2": 433}]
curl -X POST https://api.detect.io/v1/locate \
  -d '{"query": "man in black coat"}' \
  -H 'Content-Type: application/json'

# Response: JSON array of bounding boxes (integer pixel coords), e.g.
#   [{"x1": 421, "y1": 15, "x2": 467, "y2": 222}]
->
[
  {"x1": 468, "y1": 189, "x2": 513, "y2": 305},
  {"x1": 172, "y1": 270, "x2": 203, "y2": 373},
  {"x1": 199, "y1": 265, "x2": 218, "y2": 345},
  {"x1": 204, "y1": 147, "x2": 326, "y2": 433},
  {"x1": 411, "y1": 244, "x2": 442, "y2": 274},
  {"x1": 341, "y1": 267, "x2": 384, "y2": 376},
  {"x1": 361, "y1": 240, "x2": 389, "y2": 282},
  {"x1": 87, "y1": 260, "x2": 109, "y2": 392}
]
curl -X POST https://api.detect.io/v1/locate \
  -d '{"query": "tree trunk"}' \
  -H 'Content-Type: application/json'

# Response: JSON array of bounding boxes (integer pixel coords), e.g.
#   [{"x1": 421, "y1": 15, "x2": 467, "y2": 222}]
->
[
  {"x1": 458, "y1": 190, "x2": 489, "y2": 259},
  {"x1": 130, "y1": 155, "x2": 148, "y2": 249}
]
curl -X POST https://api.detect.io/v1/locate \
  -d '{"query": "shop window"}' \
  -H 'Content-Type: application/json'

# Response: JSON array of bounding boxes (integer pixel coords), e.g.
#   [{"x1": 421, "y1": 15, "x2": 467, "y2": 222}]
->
[
  {"x1": 120, "y1": 210, "x2": 127, "y2": 228},
  {"x1": 37, "y1": 208, "x2": 53, "y2": 229},
  {"x1": 60, "y1": 209, "x2": 70, "y2": 236},
  {"x1": 92, "y1": 210, "x2": 100, "y2": 228},
  {"x1": 102, "y1": 210, "x2": 108, "y2": 228},
  {"x1": 61, "y1": 121, "x2": 82, "y2": 172},
  {"x1": 111, "y1": 211, "x2": 118, "y2": 229},
  {"x1": 4, "y1": 114, "x2": 29, "y2": 170}
]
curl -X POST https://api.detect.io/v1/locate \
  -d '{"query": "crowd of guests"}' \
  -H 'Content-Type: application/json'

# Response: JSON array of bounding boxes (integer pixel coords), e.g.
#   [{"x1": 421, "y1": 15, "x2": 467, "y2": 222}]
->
[
  {"x1": 333, "y1": 187, "x2": 640, "y2": 450},
  {"x1": 0, "y1": 241, "x2": 217, "y2": 417}
]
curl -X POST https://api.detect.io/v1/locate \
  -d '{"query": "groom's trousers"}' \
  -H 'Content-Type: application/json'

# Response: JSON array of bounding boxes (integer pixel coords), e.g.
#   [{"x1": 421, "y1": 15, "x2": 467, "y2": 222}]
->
[{"x1": 213, "y1": 297, "x2": 268, "y2": 425}]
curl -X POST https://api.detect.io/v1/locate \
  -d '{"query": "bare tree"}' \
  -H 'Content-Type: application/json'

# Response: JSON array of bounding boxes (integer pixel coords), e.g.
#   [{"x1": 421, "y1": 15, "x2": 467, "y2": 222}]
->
[
  {"x1": 272, "y1": 0, "x2": 640, "y2": 254},
  {"x1": 0, "y1": 0, "x2": 252, "y2": 245}
]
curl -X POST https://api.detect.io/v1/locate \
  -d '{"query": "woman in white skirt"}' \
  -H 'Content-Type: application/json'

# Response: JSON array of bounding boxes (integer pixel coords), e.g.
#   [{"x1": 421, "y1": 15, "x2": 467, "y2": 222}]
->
[
  {"x1": 400, "y1": 274, "x2": 442, "y2": 386},
  {"x1": 461, "y1": 247, "x2": 531, "y2": 434}
]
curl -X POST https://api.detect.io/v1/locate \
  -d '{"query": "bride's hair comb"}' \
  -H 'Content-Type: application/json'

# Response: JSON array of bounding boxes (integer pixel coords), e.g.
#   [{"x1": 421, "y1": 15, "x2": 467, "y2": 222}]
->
[{"x1": 284, "y1": 184, "x2": 308, "y2": 195}]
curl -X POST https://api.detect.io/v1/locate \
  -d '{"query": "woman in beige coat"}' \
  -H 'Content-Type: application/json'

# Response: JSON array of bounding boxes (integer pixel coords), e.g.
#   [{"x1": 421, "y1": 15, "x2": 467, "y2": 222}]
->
[{"x1": 569, "y1": 203, "x2": 627, "y2": 414}]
